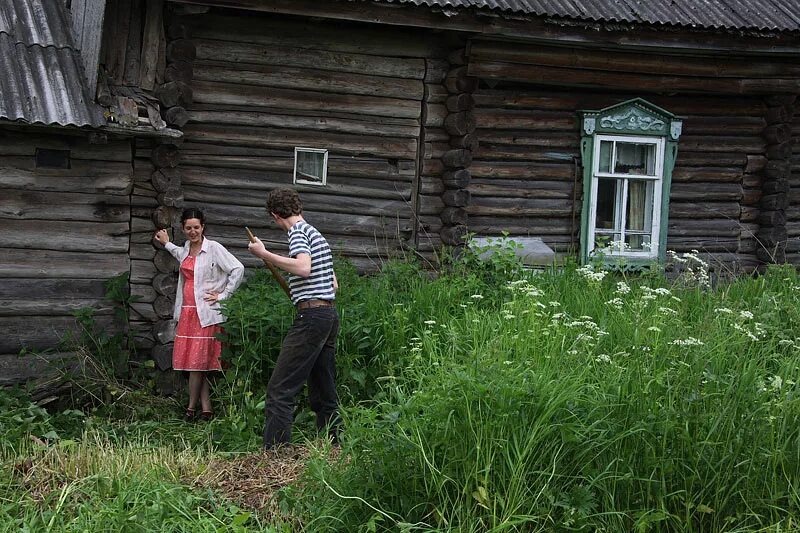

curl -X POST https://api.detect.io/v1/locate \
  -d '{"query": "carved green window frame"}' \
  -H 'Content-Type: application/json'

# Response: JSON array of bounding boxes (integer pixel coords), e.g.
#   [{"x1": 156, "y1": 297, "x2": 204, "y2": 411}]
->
[{"x1": 579, "y1": 98, "x2": 683, "y2": 266}]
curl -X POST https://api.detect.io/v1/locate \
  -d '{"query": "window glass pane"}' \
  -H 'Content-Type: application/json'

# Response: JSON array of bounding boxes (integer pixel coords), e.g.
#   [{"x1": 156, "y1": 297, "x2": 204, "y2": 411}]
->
[
  {"x1": 625, "y1": 180, "x2": 654, "y2": 252},
  {"x1": 595, "y1": 178, "x2": 617, "y2": 230},
  {"x1": 598, "y1": 141, "x2": 612, "y2": 173},
  {"x1": 614, "y1": 142, "x2": 656, "y2": 176},
  {"x1": 296, "y1": 150, "x2": 325, "y2": 183}
]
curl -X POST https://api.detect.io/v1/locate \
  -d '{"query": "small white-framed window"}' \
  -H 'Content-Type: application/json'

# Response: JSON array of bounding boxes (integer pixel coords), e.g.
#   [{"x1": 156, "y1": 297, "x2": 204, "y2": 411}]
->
[
  {"x1": 588, "y1": 134, "x2": 665, "y2": 259},
  {"x1": 293, "y1": 147, "x2": 328, "y2": 186}
]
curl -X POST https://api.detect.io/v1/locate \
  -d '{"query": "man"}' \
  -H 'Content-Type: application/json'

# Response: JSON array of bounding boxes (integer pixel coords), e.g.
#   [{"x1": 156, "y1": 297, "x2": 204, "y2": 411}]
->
[{"x1": 248, "y1": 188, "x2": 340, "y2": 449}]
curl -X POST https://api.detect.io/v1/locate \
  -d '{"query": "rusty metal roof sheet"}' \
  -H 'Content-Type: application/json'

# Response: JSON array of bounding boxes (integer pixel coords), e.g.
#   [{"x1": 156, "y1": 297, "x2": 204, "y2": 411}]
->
[
  {"x1": 0, "y1": 0, "x2": 104, "y2": 128},
  {"x1": 365, "y1": 0, "x2": 800, "y2": 32}
]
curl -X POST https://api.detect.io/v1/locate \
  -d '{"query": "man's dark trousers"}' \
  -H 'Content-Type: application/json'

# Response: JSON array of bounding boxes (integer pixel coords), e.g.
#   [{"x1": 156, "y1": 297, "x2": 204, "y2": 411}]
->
[{"x1": 263, "y1": 306, "x2": 340, "y2": 448}]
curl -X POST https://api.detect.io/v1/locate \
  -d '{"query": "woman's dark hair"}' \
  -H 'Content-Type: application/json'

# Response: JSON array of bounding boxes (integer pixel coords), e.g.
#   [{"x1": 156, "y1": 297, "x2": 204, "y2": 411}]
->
[{"x1": 181, "y1": 208, "x2": 206, "y2": 227}]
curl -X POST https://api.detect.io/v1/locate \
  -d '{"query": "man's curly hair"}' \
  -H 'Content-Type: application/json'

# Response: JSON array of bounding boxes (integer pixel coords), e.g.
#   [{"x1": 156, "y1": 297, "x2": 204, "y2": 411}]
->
[{"x1": 267, "y1": 188, "x2": 303, "y2": 218}]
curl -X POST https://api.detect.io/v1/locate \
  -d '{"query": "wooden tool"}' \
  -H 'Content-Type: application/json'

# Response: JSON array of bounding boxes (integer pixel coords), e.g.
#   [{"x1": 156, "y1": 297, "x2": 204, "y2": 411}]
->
[{"x1": 246, "y1": 227, "x2": 292, "y2": 300}]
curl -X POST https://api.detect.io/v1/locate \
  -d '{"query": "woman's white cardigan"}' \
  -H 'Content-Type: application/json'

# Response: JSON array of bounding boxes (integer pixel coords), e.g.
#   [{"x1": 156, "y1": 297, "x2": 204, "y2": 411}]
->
[{"x1": 164, "y1": 238, "x2": 244, "y2": 327}]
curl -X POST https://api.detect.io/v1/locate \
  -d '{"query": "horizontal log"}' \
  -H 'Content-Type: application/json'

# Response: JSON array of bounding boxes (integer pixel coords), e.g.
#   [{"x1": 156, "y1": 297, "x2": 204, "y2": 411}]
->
[
  {"x1": 0, "y1": 299, "x2": 113, "y2": 317},
  {"x1": 420, "y1": 177, "x2": 444, "y2": 196},
  {"x1": 424, "y1": 103, "x2": 447, "y2": 128},
  {"x1": 745, "y1": 155, "x2": 768, "y2": 173},
  {"x1": 667, "y1": 218, "x2": 742, "y2": 237},
  {"x1": 131, "y1": 283, "x2": 157, "y2": 303},
  {"x1": 189, "y1": 203, "x2": 414, "y2": 238},
  {"x1": 0, "y1": 279, "x2": 108, "y2": 300},
  {"x1": 670, "y1": 182, "x2": 743, "y2": 201},
  {"x1": 469, "y1": 41, "x2": 800, "y2": 80},
  {"x1": 0, "y1": 248, "x2": 128, "y2": 279},
  {"x1": 470, "y1": 161, "x2": 574, "y2": 180},
  {"x1": 131, "y1": 259, "x2": 157, "y2": 285},
  {"x1": 157, "y1": 187, "x2": 184, "y2": 208},
  {"x1": 668, "y1": 166, "x2": 744, "y2": 183},
  {"x1": 473, "y1": 89, "x2": 766, "y2": 117},
  {"x1": 0, "y1": 219, "x2": 129, "y2": 253},
  {"x1": 664, "y1": 237, "x2": 740, "y2": 253},
  {"x1": 130, "y1": 302, "x2": 157, "y2": 322},
  {"x1": 192, "y1": 63, "x2": 423, "y2": 101},
  {"x1": 669, "y1": 202, "x2": 741, "y2": 219},
  {"x1": 0, "y1": 159, "x2": 133, "y2": 194},
  {"x1": 183, "y1": 123, "x2": 418, "y2": 159},
  {"x1": 183, "y1": 184, "x2": 412, "y2": 217},
  {"x1": 474, "y1": 109, "x2": 575, "y2": 130},
  {"x1": 181, "y1": 167, "x2": 413, "y2": 198},
  {"x1": 468, "y1": 61, "x2": 800, "y2": 95},
  {"x1": 741, "y1": 188, "x2": 763, "y2": 205},
  {"x1": 678, "y1": 135, "x2": 766, "y2": 154},
  {"x1": 187, "y1": 109, "x2": 420, "y2": 138},
  {"x1": 0, "y1": 190, "x2": 130, "y2": 222},
  {"x1": 474, "y1": 144, "x2": 577, "y2": 162},
  {"x1": 152, "y1": 168, "x2": 181, "y2": 192},
  {"x1": 0, "y1": 133, "x2": 132, "y2": 161},
  {"x1": 186, "y1": 12, "x2": 445, "y2": 59},
  {"x1": 476, "y1": 130, "x2": 578, "y2": 148},
  {"x1": 676, "y1": 152, "x2": 748, "y2": 167},
  {"x1": 181, "y1": 146, "x2": 415, "y2": 180},
  {"x1": 467, "y1": 197, "x2": 573, "y2": 217},
  {"x1": 0, "y1": 316, "x2": 114, "y2": 354},
  {"x1": 195, "y1": 39, "x2": 425, "y2": 79},
  {"x1": 192, "y1": 80, "x2": 421, "y2": 119},
  {"x1": 469, "y1": 180, "x2": 574, "y2": 199}
]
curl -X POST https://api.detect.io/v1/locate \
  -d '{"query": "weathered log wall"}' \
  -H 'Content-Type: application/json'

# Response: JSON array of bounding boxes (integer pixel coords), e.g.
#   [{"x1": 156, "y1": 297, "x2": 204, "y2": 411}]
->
[
  {"x1": 0, "y1": 130, "x2": 132, "y2": 380},
  {"x1": 466, "y1": 40, "x2": 784, "y2": 271},
  {"x1": 167, "y1": 10, "x2": 449, "y2": 272},
  {"x1": 789, "y1": 109, "x2": 800, "y2": 267}
]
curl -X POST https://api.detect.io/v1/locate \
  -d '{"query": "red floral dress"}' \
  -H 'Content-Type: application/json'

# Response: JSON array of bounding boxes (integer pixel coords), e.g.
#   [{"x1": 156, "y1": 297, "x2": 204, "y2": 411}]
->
[{"x1": 172, "y1": 256, "x2": 223, "y2": 371}]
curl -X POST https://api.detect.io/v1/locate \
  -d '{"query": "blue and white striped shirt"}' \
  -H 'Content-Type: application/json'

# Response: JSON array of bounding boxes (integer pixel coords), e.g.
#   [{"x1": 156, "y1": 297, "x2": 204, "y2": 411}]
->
[{"x1": 287, "y1": 220, "x2": 335, "y2": 305}]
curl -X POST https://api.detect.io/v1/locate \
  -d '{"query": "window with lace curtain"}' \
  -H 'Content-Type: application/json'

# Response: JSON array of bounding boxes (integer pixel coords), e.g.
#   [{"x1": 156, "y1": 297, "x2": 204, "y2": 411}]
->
[
  {"x1": 579, "y1": 99, "x2": 683, "y2": 265},
  {"x1": 293, "y1": 147, "x2": 328, "y2": 186}
]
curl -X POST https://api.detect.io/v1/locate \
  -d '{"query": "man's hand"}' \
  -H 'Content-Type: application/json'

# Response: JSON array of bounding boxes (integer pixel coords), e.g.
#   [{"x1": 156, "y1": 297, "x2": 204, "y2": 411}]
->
[{"x1": 248, "y1": 236, "x2": 266, "y2": 257}]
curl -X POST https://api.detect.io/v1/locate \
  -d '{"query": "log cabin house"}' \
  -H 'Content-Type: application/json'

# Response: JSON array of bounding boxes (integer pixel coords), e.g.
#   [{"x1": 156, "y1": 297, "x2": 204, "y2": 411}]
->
[{"x1": 1, "y1": 0, "x2": 799, "y2": 386}]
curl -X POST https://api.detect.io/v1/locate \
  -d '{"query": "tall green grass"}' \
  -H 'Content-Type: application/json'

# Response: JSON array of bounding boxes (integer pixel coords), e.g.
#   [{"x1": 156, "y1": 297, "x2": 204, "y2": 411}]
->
[{"x1": 281, "y1": 259, "x2": 800, "y2": 532}]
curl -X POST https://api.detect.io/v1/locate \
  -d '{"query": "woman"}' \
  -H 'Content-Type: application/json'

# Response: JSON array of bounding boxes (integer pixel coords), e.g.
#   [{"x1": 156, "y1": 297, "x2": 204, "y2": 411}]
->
[{"x1": 153, "y1": 208, "x2": 244, "y2": 421}]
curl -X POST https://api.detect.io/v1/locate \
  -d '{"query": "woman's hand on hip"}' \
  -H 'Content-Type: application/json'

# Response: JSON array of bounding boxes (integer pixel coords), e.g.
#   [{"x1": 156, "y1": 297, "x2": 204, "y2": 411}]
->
[{"x1": 203, "y1": 291, "x2": 220, "y2": 303}]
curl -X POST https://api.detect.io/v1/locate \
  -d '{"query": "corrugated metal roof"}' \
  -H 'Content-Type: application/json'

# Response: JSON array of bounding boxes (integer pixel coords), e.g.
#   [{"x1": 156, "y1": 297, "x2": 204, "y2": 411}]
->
[
  {"x1": 362, "y1": 0, "x2": 800, "y2": 32},
  {"x1": 0, "y1": 0, "x2": 104, "y2": 128}
]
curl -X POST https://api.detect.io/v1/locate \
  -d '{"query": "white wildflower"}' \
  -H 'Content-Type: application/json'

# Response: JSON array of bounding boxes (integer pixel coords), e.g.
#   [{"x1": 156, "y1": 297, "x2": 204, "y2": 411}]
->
[
  {"x1": 669, "y1": 337, "x2": 704, "y2": 346},
  {"x1": 615, "y1": 281, "x2": 631, "y2": 295},
  {"x1": 739, "y1": 310, "x2": 754, "y2": 320},
  {"x1": 647, "y1": 326, "x2": 662, "y2": 333}
]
